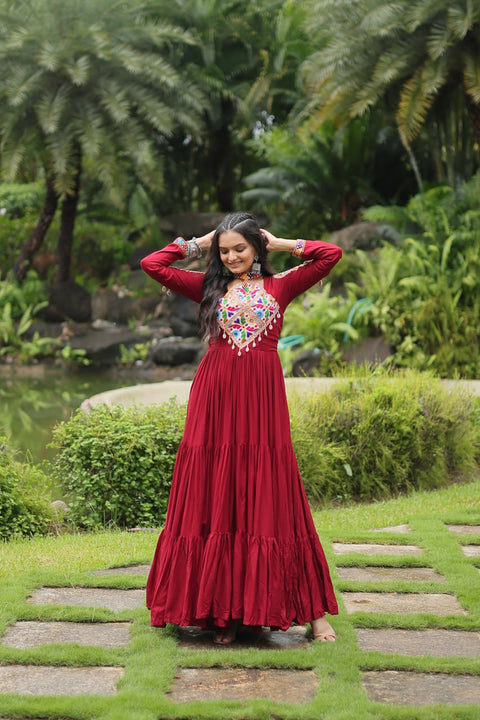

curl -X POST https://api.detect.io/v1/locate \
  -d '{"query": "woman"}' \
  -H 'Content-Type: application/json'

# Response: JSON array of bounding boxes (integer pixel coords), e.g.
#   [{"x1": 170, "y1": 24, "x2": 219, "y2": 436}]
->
[{"x1": 141, "y1": 212, "x2": 342, "y2": 644}]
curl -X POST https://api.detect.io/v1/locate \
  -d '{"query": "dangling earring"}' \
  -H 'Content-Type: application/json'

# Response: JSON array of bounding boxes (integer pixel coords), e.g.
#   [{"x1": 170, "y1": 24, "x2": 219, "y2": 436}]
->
[{"x1": 251, "y1": 255, "x2": 261, "y2": 274}]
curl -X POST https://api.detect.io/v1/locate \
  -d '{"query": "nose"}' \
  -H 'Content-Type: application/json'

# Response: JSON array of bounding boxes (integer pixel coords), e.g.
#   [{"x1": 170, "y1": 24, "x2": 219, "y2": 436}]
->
[{"x1": 227, "y1": 250, "x2": 238, "y2": 262}]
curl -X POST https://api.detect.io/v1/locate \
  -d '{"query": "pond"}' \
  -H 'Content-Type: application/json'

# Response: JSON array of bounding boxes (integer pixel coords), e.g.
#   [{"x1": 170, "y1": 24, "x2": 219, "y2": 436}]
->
[{"x1": 0, "y1": 366, "x2": 151, "y2": 465}]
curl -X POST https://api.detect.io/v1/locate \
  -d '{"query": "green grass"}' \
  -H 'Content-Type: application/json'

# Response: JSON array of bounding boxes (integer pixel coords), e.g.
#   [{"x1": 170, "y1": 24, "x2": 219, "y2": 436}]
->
[{"x1": 0, "y1": 479, "x2": 479, "y2": 719}]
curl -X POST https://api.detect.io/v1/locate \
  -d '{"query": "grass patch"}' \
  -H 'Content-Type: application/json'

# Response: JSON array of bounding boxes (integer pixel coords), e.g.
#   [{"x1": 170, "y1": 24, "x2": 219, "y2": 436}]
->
[{"x1": 0, "y1": 480, "x2": 479, "y2": 719}]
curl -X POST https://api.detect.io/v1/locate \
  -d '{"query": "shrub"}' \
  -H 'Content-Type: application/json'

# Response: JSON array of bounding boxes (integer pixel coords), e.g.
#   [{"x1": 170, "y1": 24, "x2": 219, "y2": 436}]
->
[
  {"x1": 49, "y1": 373, "x2": 480, "y2": 529},
  {"x1": 0, "y1": 437, "x2": 52, "y2": 540},
  {"x1": 49, "y1": 399, "x2": 187, "y2": 529},
  {"x1": 290, "y1": 371, "x2": 480, "y2": 504},
  {"x1": 0, "y1": 182, "x2": 44, "y2": 217}
]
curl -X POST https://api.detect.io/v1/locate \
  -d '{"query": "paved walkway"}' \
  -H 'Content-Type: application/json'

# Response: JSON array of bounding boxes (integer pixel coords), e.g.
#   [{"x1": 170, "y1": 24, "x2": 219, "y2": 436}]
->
[
  {"x1": 81, "y1": 377, "x2": 480, "y2": 410},
  {"x1": 0, "y1": 521, "x2": 479, "y2": 717}
]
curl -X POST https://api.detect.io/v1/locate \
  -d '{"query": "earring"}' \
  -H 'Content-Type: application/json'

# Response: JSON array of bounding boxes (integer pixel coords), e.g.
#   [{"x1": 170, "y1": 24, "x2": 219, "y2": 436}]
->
[{"x1": 251, "y1": 255, "x2": 261, "y2": 274}]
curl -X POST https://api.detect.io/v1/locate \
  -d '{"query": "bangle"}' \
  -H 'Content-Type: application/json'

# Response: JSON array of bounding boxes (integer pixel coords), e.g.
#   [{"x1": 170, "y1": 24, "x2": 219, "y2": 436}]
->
[
  {"x1": 292, "y1": 239, "x2": 306, "y2": 257},
  {"x1": 186, "y1": 237, "x2": 204, "y2": 258}
]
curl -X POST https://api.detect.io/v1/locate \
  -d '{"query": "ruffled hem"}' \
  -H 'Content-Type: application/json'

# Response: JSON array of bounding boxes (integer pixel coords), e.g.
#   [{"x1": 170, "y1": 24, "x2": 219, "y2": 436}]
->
[{"x1": 146, "y1": 529, "x2": 338, "y2": 630}]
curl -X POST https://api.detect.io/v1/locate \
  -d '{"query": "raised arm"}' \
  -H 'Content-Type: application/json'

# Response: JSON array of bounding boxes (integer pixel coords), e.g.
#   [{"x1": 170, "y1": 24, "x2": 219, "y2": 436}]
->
[
  {"x1": 263, "y1": 231, "x2": 342, "y2": 308},
  {"x1": 140, "y1": 233, "x2": 213, "y2": 304}
]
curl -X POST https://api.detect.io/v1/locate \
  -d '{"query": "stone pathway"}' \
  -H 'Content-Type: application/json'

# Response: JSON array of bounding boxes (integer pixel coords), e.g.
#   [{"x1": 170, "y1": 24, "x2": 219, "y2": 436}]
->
[{"x1": 0, "y1": 521, "x2": 479, "y2": 715}]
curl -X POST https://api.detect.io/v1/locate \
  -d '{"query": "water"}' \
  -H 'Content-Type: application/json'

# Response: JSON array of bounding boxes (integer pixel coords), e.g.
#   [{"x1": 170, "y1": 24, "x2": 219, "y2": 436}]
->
[{"x1": 0, "y1": 367, "x2": 146, "y2": 464}]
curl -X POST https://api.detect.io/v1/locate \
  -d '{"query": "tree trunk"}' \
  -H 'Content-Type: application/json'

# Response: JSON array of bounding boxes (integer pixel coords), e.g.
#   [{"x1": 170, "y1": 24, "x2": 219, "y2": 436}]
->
[
  {"x1": 54, "y1": 149, "x2": 82, "y2": 285},
  {"x1": 13, "y1": 172, "x2": 59, "y2": 284},
  {"x1": 465, "y1": 92, "x2": 480, "y2": 151},
  {"x1": 400, "y1": 134, "x2": 423, "y2": 192},
  {"x1": 211, "y1": 98, "x2": 236, "y2": 212}
]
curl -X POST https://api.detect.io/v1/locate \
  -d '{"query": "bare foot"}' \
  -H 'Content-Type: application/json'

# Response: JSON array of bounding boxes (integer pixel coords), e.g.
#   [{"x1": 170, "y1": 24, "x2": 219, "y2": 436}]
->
[
  {"x1": 311, "y1": 616, "x2": 336, "y2": 642},
  {"x1": 213, "y1": 619, "x2": 240, "y2": 645}
]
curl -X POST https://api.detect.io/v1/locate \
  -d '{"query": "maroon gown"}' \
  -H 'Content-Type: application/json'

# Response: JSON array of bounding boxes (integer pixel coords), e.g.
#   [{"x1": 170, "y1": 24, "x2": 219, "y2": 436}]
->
[{"x1": 141, "y1": 238, "x2": 341, "y2": 630}]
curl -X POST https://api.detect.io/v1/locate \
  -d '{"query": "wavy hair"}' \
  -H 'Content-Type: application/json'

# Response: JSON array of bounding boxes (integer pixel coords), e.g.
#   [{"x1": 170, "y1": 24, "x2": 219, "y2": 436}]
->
[{"x1": 199, "y1": 212, "x2": 274, "y2": 340}]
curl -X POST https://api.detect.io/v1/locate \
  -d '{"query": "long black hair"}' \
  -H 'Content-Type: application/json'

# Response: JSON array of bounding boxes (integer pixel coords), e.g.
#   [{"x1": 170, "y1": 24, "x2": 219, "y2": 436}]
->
[{"x1": 199, "y1": 212, "x2": 274, "y2": 340}]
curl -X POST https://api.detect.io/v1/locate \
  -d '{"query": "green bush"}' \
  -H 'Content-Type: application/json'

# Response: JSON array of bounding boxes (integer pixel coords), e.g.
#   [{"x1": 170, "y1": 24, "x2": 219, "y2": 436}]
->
[
  {"x1": 0, "y1": 437, "x2": 52, "y2": 540},
  {"x1": 48, "y1": 373, "x2": 480, "y2": 529},
  {"x1": 50, "y1": 400, "x2": 187, "y2": 529},
  {"x1": 0, "y1": 182, "x2": 44, "y2": 217},
  {"x1": 290, "y1": 371, "x2": 480, "y2": 504}
]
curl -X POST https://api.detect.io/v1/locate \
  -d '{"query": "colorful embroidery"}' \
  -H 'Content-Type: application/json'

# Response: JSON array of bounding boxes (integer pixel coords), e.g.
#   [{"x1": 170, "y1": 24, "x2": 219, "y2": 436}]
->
[
  {"x1": 274, "y1": 260, "x2": 313, "y2": 279},
  {"x1": 293, "y1": 239, "x2": 306, "y2": 257},
  {"x1": 173, "y1": 237, "x2": 188, "y2": 257},
  {"x1": 217, "y1": 283, "x2": 281, "y2": 356}
]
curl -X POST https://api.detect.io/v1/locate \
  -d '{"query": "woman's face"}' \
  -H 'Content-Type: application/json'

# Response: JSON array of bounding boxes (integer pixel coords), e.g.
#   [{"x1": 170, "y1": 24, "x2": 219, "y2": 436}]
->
[{"x1": 218, "y1": 230, "x2": 256, "y2": 274}]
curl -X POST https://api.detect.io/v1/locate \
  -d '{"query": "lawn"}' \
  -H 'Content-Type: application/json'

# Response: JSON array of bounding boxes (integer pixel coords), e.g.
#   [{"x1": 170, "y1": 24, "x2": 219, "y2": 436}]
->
[{"x1": 0, "y1": 478, "x2": 479, "y2": 720}]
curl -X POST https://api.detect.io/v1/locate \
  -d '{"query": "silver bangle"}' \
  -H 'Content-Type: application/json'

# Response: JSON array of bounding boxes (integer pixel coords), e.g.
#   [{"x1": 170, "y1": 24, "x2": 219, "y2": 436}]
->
[{"x1": 185, "y1": 237, "x2": 203, "y2": 258}]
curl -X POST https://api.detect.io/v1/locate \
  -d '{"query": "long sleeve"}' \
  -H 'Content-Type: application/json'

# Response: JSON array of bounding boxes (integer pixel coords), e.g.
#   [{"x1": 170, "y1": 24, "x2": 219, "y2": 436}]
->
[
  {"x1": 271, "y1": 240, "x2": 342, "y2": 310},
  {"x1": 140, "y1": 240, "x2": 204, "y2": 304}
]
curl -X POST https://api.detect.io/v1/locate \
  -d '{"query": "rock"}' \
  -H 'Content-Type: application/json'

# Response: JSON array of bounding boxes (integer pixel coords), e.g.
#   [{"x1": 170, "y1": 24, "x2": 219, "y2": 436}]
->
[
  {"x1": 168, "y1": 293, "x2": 201, "y2": 337},
  {"x1": 66, "y1": 327, "x2": 151, "y2": 365},
  {"x1": 50, "y1": 500, "x2": 70, "y2": 515},
  {"x1": 23, "y1": 321, "x2": 64, "y2": 340},
  {"x1": 149, "y1": 336, "x2": 203, "y2": 365},
  {"x1": 48, "y1": 281, "x2": 92, "y2": 323},
  {"x1": 329, "y1": 221, "x2": 400, "y2": 252},
  {"x1": 291, "y1": 349, "x2": 324, "y2": 377},
  {"x1": 342, "y1": 336, "x2": 393, "y2": 364},
  {"x1": 91, "y1": 288, "x2": 134, "y2": 325}
]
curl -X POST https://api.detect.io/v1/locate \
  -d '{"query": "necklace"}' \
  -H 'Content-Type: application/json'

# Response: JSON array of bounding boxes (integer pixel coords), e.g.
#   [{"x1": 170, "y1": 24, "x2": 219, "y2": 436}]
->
[{"x1": 233, "y1": 271, "x2": 263, "y2": 280}]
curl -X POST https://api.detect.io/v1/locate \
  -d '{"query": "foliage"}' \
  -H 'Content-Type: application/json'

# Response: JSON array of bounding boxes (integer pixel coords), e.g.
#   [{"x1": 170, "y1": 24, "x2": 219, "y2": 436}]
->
[
  {"x1": 49, "y1": 400, "x2": 187, "y2": 529},
  {"x1": 0, "y1": 436, "x2": 52, "y2": 540},
  {"x1": 48, "y1": 374, "x2": 480, "y2": 530},
  {"x1": 0, "y1": 0, "x2": 205, "y2": 282},
  {"x1": 0, "y1": 211, "x2": 136, "y2": 285},
  {"x1": 242, "y1": 117, "x2": 408, "y2": 238},
  {"x1": 281, "y1": 282, "x2": 357, "y2": 374},
  {"x1": 118, "y1": 343, "x2": 151, "y2": 366},
  {"x1": 301, "y1": 0, "x2": 480, "y2": 187},
  {"x1": 347, "y1": 176, "x2": 480, "y2": 377},
  {"x1": 291, "y1": 372, "x2": 480, "y2": 505},
  {"x1": 0, "y1": 182, "x2": 44, "y2": 217},
  {"x1": 0, "y1": 214, "x2": 37, "y2": 279}
]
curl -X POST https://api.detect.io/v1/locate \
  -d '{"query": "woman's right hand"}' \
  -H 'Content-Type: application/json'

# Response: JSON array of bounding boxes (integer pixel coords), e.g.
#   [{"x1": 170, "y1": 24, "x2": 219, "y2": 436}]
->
[{"x1": 196, "y1": 229, "x2": 215, "y2": 251}]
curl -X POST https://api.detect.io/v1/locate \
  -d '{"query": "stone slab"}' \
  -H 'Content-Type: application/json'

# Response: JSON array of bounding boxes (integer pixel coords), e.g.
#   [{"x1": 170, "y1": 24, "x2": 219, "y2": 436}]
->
[
  {"x1": 356, "y1": 628, "x2": 480, "y2": 657},
  {"x1": 370, "y1": 524, "x2": 411, "y2": 533},
  {"x1": 447, "y1": 525, "x2": 480, "y2": 535},
  {"x1": 462, "y1": 545, "x2": 480, "y2": 557},
  {"x1": 342, "y1": 592, "x2": 466, "y2": 615},
  {"x1": 363, "y1": 670, "x2": 480, "y2": 705},
  {"x1": 0, "y1": 665, "x2": 123, "y2": 696},
  {"x1": 332, "y1": 543, "x2": 422, "y2": 556},
  {"x1": 2, "y1": 621, "x2": 131, "y2": 649},
  {"x1": 170, "y1": 668, "x2": 317, "y2": 703},
  {"x1": 178, "y1": 624, "x2": 309, "y2": 650},
  {"x1": 336, "y1": 566, "x2": 444, "y2": 583},
  {"x1": 91, "y1": 564, "x2": 150, "y2": 576},
  {"x1": 26, "y1": 587, "x2": 145, "y2": 612}
]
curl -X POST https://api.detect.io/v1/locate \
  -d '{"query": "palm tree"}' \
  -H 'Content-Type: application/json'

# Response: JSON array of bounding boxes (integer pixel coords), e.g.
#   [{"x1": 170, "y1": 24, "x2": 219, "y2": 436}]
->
[
  {"x1": 301, "y1": 0, "x2": 480, "y2": 188},
  {"x1": 0, "y1": 0, "x2": 204, "y2": 283},
  {"x1": 152, "y1": 0, "x2": 296, "y2": 212}
]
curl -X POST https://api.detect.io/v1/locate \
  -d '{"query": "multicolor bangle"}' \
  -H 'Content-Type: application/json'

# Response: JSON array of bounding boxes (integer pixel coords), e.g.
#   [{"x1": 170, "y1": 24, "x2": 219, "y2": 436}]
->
[{"x1": 292, "y1": 239, "x2": 306, "y2": 257}]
